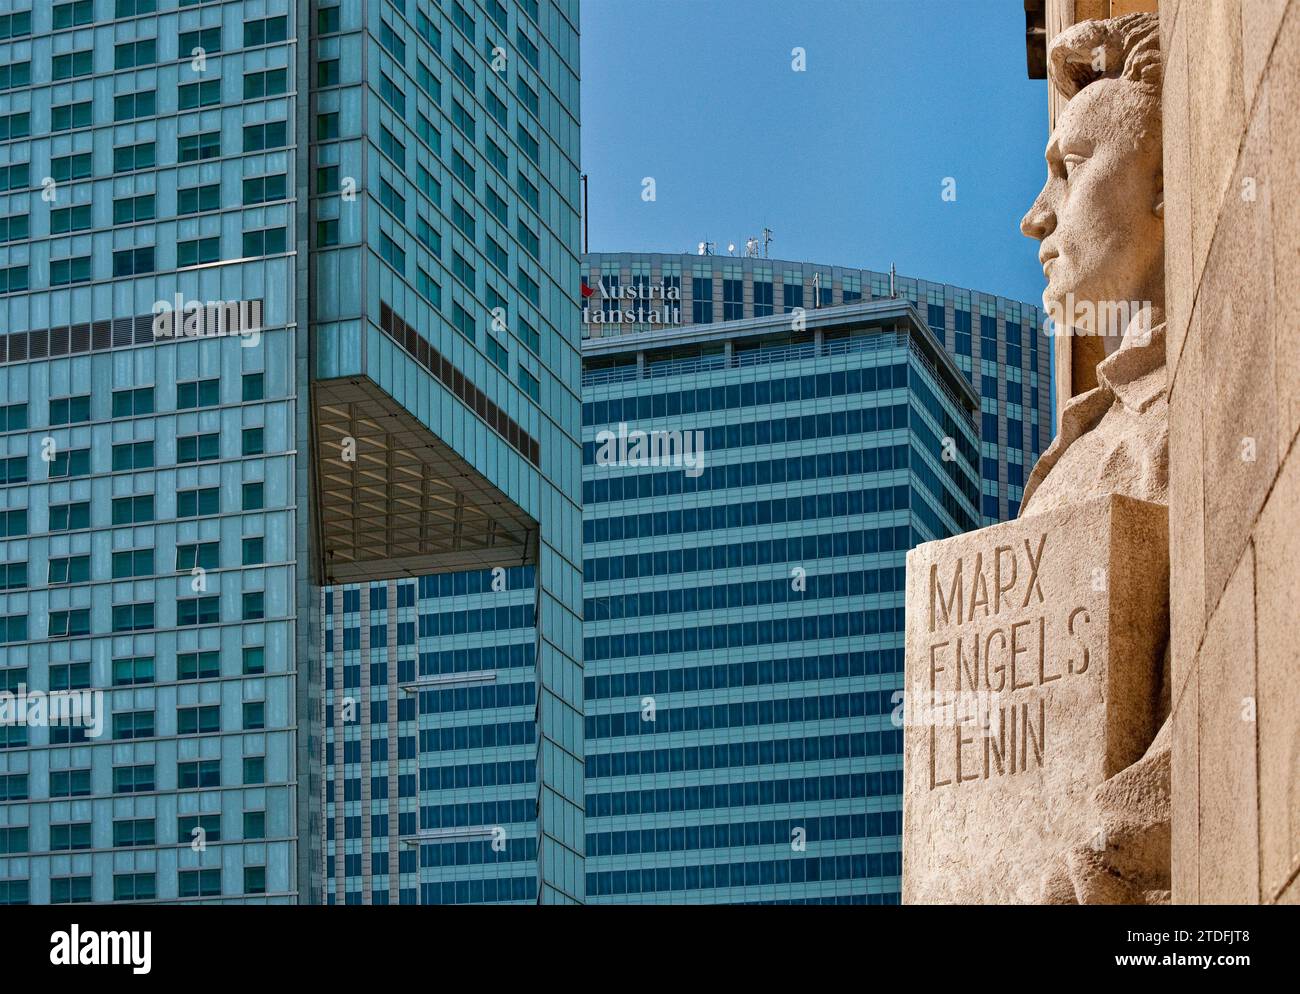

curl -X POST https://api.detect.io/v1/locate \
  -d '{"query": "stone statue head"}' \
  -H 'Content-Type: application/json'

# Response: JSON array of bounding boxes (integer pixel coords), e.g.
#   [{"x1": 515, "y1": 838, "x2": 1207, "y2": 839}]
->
[{"x1": 1021, "y1": 13, "x2": 1164, "y2": 364}]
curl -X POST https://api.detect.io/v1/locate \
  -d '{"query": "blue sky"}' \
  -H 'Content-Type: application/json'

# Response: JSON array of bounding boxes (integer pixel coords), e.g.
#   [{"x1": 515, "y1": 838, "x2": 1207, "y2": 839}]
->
[{"x1": 579, "y1": 0, "x2": 1052, "y2": 306}]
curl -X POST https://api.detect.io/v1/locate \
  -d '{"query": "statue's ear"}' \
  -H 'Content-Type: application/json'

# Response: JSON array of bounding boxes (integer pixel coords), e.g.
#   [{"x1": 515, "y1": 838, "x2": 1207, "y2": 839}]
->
[{"x1": 1153, "y1": 168, "x2": 1164, "y2": 220}]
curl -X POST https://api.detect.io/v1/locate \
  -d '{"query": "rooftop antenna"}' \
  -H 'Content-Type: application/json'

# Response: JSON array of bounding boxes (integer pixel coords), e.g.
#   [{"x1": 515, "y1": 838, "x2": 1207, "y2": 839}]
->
[
  {"x1": 762, "y1": 227, "x2": 773, "y2": 258},
  {"x1": 697, "y1": 241, "x2": 715, "y2": 256},
  {"x1": 889, "y1": 263, "x2": 896, "y2": 298},
  {"x1": 727, "y1": 242, "x2": 736, "y2": 255},
  {"x1": 744, "y1": 236, "x2": 760, "y2": 258}
]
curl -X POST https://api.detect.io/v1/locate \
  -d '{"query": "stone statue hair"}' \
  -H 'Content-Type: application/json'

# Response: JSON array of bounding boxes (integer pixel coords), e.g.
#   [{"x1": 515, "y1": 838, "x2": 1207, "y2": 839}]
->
[{"x1": 1047, "y1": 11, "x2": 1162, "y2": 100}]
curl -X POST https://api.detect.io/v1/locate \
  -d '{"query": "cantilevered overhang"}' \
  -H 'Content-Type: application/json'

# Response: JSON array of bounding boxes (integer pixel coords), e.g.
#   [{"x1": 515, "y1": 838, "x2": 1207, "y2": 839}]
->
[{"x1": 312, "y1": 373, "x2": 538, "y2": 586}]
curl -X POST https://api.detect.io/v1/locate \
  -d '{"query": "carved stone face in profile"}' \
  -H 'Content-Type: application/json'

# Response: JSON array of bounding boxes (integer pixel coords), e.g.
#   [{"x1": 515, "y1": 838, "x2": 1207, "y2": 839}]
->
[{"x1": 1020, "y1": 14, "x2": 1165, "y2": 360}]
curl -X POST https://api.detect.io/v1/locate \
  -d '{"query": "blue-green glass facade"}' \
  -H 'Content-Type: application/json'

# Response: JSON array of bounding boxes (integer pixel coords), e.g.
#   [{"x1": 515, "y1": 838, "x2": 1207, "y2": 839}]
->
[
  {"x1": 0, "y1": 0, "x2": 582, "y2": 907},
  {"x1": 580, "y1": 300, "x2": 980, "y2": 903},
  {"x1": 0, "y1": 0, "x2": 314, "y2": 904},
  {"x1": 321, "y1": 566, "x2": 543, "y2": 904},
  {"x1": 316, "y1": 0, "x2": 583, "y2": 905}
]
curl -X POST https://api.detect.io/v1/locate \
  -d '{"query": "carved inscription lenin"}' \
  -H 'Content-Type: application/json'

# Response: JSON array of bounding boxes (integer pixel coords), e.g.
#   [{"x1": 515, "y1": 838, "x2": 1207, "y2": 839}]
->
[{"x1": 902, "y1": 494, "x2": 1167, "y2": 903}]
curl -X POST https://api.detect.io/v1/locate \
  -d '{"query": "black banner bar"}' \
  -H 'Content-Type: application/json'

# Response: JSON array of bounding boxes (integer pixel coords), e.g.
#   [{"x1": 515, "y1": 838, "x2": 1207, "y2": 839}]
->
[{"x1": 0, "y1": 904, "x2": 1287, "y2": 982}]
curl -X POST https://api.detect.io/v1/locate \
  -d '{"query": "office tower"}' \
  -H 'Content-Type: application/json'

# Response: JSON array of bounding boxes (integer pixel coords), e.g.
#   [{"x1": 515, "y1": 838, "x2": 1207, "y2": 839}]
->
[
  {"x1": 314, "y1": 0, "x2": 584, "y2": 906},
  {"x1": 0, "y1": 0, "x2": 582, "y2": 906},
  {"x1": 578, "y1": 253, "x2": 1046, "y2": 903},
  {"x1": 582, "y1": 254, "x2": 1051, "y2": 522},
  {"x1": 580, "y1": 296, "x2": 975, "y2": 903}
]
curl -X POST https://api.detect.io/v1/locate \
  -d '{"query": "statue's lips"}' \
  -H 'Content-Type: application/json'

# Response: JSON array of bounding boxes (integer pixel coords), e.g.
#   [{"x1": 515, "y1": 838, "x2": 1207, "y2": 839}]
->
[{"x1": 1041, "y1": 256, "x2": 1059, "y2": 278}]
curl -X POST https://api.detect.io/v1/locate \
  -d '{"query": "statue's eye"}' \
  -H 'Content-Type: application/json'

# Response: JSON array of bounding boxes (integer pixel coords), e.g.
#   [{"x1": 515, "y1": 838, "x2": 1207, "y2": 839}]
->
[{"x1": 1063, "y1": 154, "x2": 1087, "y2": 176}]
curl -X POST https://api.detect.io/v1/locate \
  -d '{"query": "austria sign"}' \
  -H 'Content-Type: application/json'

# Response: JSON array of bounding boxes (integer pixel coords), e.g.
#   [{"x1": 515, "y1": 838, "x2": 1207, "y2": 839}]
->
[{"x1": 582, "y1": 279, "x2": 682, "y2": 326}]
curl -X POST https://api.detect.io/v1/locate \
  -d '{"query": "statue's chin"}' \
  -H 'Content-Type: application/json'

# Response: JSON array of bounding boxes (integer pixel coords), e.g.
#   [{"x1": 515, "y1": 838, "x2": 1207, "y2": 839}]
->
[
  {"x1": 1042, "y1": 288, "x2": 1071, "y2": 332},
  {"x1": 1043, "y1": 283, "x2": 1105, "y2": 337}
]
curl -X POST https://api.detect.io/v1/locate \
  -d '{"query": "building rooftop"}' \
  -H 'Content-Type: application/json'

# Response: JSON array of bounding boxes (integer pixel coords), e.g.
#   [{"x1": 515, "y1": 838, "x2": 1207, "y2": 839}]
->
[{"x1": 581, "y1": 297, "x2": 980, "y2": 424}]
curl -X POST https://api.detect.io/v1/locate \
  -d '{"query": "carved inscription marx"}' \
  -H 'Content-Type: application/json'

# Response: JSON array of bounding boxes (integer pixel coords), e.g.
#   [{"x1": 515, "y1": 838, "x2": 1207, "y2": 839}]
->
[{"x1": 902, "y1": 495, "x2": 1168, "y2": 903}]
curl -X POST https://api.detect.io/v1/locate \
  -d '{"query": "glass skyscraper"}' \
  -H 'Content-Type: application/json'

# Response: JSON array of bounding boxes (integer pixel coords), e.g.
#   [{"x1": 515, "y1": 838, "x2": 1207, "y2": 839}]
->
[
  {"x1": 581, "y1": 296, "x2": 982, "y2": 904},
  {"x1": 315, "y1": 0, "x2": 583, "y2": 907},
  {"x1": 577, "y1": 254, "x2": 1045, "y2": 903},
  {"x1": 0, "y1": 0, "x2": 582, "y2": 906}
]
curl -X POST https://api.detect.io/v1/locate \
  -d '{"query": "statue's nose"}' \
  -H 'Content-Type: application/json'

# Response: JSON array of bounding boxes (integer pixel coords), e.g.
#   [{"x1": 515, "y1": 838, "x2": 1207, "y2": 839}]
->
[{"x1": 1021, "y1": 192, "x2": 1055, "y2": 240}]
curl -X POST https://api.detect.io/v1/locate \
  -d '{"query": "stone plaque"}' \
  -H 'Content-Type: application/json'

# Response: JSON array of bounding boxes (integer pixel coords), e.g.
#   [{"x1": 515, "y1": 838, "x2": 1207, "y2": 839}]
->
[{"x1": 902, "y1": 494, "x2": 1169, "y2": 903}]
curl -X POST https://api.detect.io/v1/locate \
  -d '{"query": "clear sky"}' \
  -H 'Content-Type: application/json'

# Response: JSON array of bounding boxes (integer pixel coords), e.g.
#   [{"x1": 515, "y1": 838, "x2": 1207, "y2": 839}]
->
[{"x1": 578, "y1": 0, "x2": 1052, "y2": 307}]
